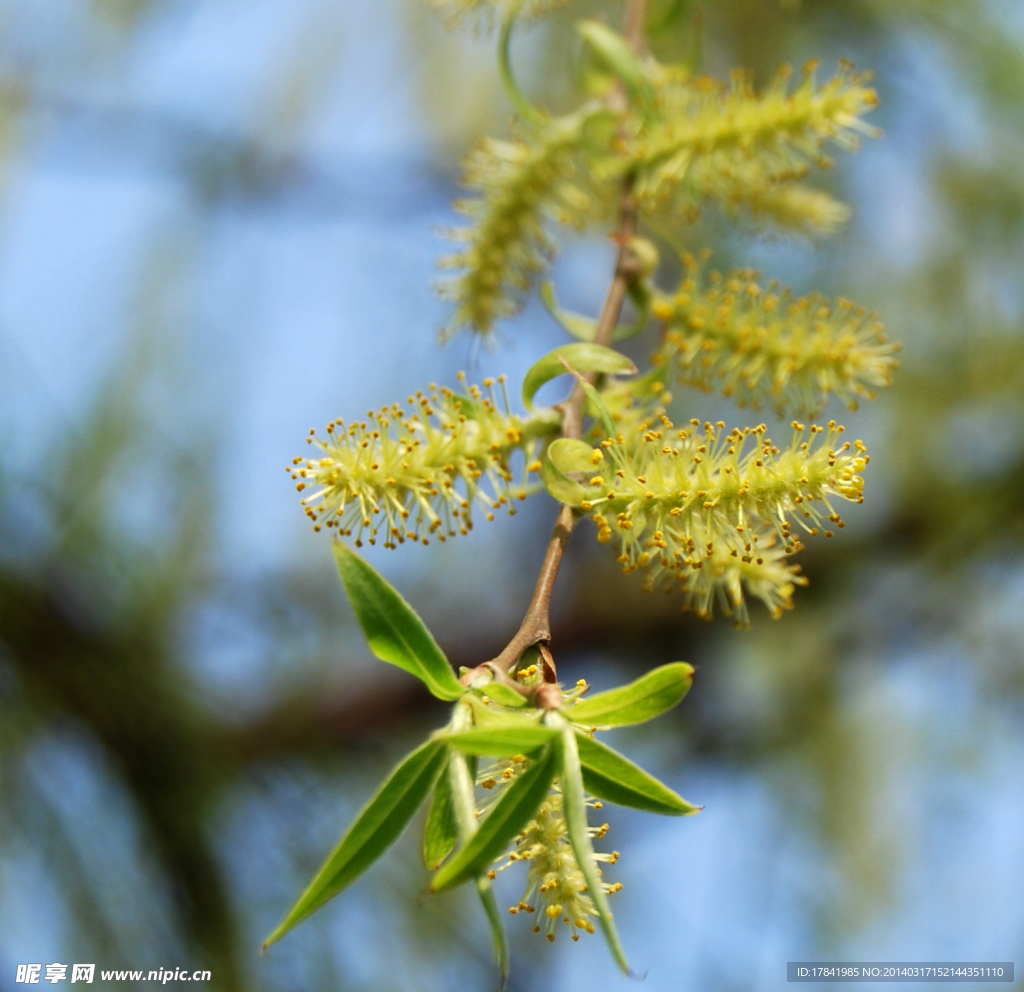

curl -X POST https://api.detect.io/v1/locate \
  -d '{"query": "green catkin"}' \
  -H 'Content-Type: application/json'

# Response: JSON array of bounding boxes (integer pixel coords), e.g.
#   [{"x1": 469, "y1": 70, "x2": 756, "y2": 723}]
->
[
  {"x1": 737, "y1": 181, "x2": 851, "y2": 237},
  {"x1": 577, "y1": 418, "x2": 867, "y2": 624},
  {"x1": 291, "y1": 376, "x2": 555, "y2": 547},
  {"x1": 651, "y1": 254, "x2": 900, "y2": 416},
  {"x1": 438, "y1": 116, "x2": 590, "y2": 338},
  {"x1": 632, "y1": 61, "x2": 880, "y2": 225},
  {"x1": 480, "y1": 762, "x2": 620, "y2": 944}
]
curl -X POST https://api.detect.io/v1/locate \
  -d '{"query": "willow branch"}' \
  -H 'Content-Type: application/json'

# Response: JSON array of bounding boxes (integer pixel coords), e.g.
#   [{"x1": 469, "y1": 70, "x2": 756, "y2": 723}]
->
[{"x1": 486, "y1": 0, "x2": 647, "y2": 684}]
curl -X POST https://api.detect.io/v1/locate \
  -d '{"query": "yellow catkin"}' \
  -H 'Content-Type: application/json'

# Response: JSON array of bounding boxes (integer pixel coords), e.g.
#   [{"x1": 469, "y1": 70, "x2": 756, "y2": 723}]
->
[
  {"x1": 632, "y1": 61, "x2": 880, "y2": 224},
  {"x1": 738, "y1": 182, "x2": 851, "y2": 236},
  {"x1": 438, "y1": 116, "x2": 590, "y2": 338},
  {"x1": 650, "y1": 254, "x2": 900, "y2": 416},
  {"x1": 291, "y1": 376, "x2": 555, "y2": 547},
  {"x1": 485, "y1": 772, "x2": 619, "y2": 943},
  {"x1": 579, "y1": 418, "x2": 868, "y2": 623}
]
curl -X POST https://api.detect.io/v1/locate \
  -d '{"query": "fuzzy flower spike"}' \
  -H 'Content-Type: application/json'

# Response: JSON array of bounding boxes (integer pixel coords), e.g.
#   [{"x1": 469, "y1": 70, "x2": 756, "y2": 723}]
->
[
  {"x1": 633, "y1": 60, "x2": 880, "y2": 209},
  {"x1": 290, "y1": 376, "x2": 557, "y2": 547},
  {"x1": 651, "y1": 253, "x2": 900, "y2": 416},
  {"x1": 438, "y1": 114, "x2": 592, "y2": 339},
  {"x1": 481, "y1": 761, "x2": 621, "y2": 944},
  {"x1": 577, "y1": 417, "x2": 868, "y2": 623}
]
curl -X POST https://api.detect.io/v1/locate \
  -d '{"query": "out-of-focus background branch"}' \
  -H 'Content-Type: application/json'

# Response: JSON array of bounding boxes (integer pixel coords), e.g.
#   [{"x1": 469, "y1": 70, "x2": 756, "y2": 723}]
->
[{"x1": 1, "y1": 0, "x2": 1023, "y2": 989}]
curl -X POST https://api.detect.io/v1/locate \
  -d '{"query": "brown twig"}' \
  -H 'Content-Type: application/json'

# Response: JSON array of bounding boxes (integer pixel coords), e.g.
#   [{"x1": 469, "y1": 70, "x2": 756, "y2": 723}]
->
[
  {"x1": 485, "y1": 0, "x2": 647, "y2": 689},
  {"x1": 458, "y1": 660, "x2": 529, "y2": 692}
]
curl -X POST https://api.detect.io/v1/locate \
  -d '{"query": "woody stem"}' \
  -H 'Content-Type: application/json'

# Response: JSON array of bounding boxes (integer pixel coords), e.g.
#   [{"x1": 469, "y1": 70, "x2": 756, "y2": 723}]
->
[
  {"x1": 486, "y1": 186, "x2": 638, "y2": 681},
  {"x1": 485, "y1": 0, "x2": 647, "y2": 681}
]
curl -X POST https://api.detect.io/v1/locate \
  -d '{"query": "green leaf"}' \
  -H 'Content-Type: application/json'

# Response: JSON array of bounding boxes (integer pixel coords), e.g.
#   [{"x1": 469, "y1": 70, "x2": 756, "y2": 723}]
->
[
  {"x1": 576, "y1": 732, "x2": 700, "y2": 816},
  {"x1": 447, "y1": 745, "x2": 510, "y2": 991},
  {"x1": 539, "y1": 281, "x2": 648, "y2": 343},
  {"x1": 542, "y1": 449, "x2": 590, "y2": 506},
  {"x1": 521, "y1": 405, "x2": 564, "y2": 440},
  {"x1": 577, "y1": 20, "x2": 654, "y2": 106},
  {"x1": 431, "y1": 745, "x2": 557, "y2": 892},
  {"x1": 498, "y1": 1, "x2": 546, "y2": 127},
  {"x1": 447, "y1": 744, "x2": 478, "y2": 837},
  {"x1": 569, "y1": 662, "x2": 694, "y2": 728},
  {"x1": 548, "y1": 438, "x2": 602, "y2": 475},
  {"x1": 556, "y1": 359, "x2": 619, "y2": 439},
  {"x1": 521, "y1": 343, "x2": 636, "y2": 410},
  {"x1": 333, "y1": 542, "x2": 464, "y2": 701},
  {"x1": 542, "y1": 437, "x2": 605, "y2": 507},
  {"x1": 423, "y1": 755, "x2": 459, "y2": 870},
  {"x1": 263, "y1": 738, "x2": 447, "y2": 949},
  {"x1": 476, "y1": 878, "x2": 510, "y2": 992},
  {"x1": 540, "y1": 278, "x2": 643, "y2": 343},
  {"x1": 555, "y1": 719, "x2": 630, "y2": 973},
  {"x1": 475, "y1": 682, "x2": 529, "y2": 708},
  {"x1": 443, "y1": 724, "x2": 558, "y2": 757},
  {"x1": 575, "y1": 375, "x2": 617, "y2": 438},
  {"x1": 462, "y1": 693, "x2": 540, "y2": 727},
  {"x1": 539, "y1": 281, "x2": 599, "y2": 341}
]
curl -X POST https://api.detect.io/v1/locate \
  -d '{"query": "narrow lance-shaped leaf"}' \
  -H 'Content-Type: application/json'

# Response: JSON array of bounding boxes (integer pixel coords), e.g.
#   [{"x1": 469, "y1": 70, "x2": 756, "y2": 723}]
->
[
  {"x1": 539, "y1": 282, "x2": 599, "y2": 341},
  {"x1": 539, "y1": 281, "x2": 645, "y2": 343},
  {"x1": 264, "y1": 738, "x2": 447, "y2": 950},
  {"x1": 476, "y1": 877, "x2": 510, "y2": 992},
  {"x1": 497, "y1": 2, "x2": 546, "y2": 127},
  {"x1": 448, "y1": 739, "x2": 478, "y2": 837},
  {"x1": 522, "y1": 343, "x2": 636, "y2": 410},
  {"x1": 449, "y1": 746, "x2": 509, "y2": 991},
  {"x1": 443, "y1": 724, "x2": 559, "y2": 757},
  {"x1": 576, "y1": 732, "x2": 700, "y2": 816},
  {"x1": 569, "y1": 662, "x2": 694, "y2": 727},
  {"x1": 553, "y1": 716, "x2": 630, "y2": 974},
  {"x1": 431, "y1": 745, "x2": 558, "y2": 893},
  {"x1": 423, "y1": 754, "x2": 459, "y2": 870},
  {"x1": 333, "y1": 542, "x2": 464, "y2": 701}
]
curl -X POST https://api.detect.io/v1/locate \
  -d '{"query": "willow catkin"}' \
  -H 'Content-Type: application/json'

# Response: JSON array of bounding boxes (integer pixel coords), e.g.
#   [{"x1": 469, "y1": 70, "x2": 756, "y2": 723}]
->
[
  {"x1": 575, "y1": 417, "x2": 867, "y2": 623},
  {"x1": 291, "y1": 376, "x2": 555, "y2": 547},
  {"x1": 651, "y1": 254, "x2": 899, "y2": 416}
]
